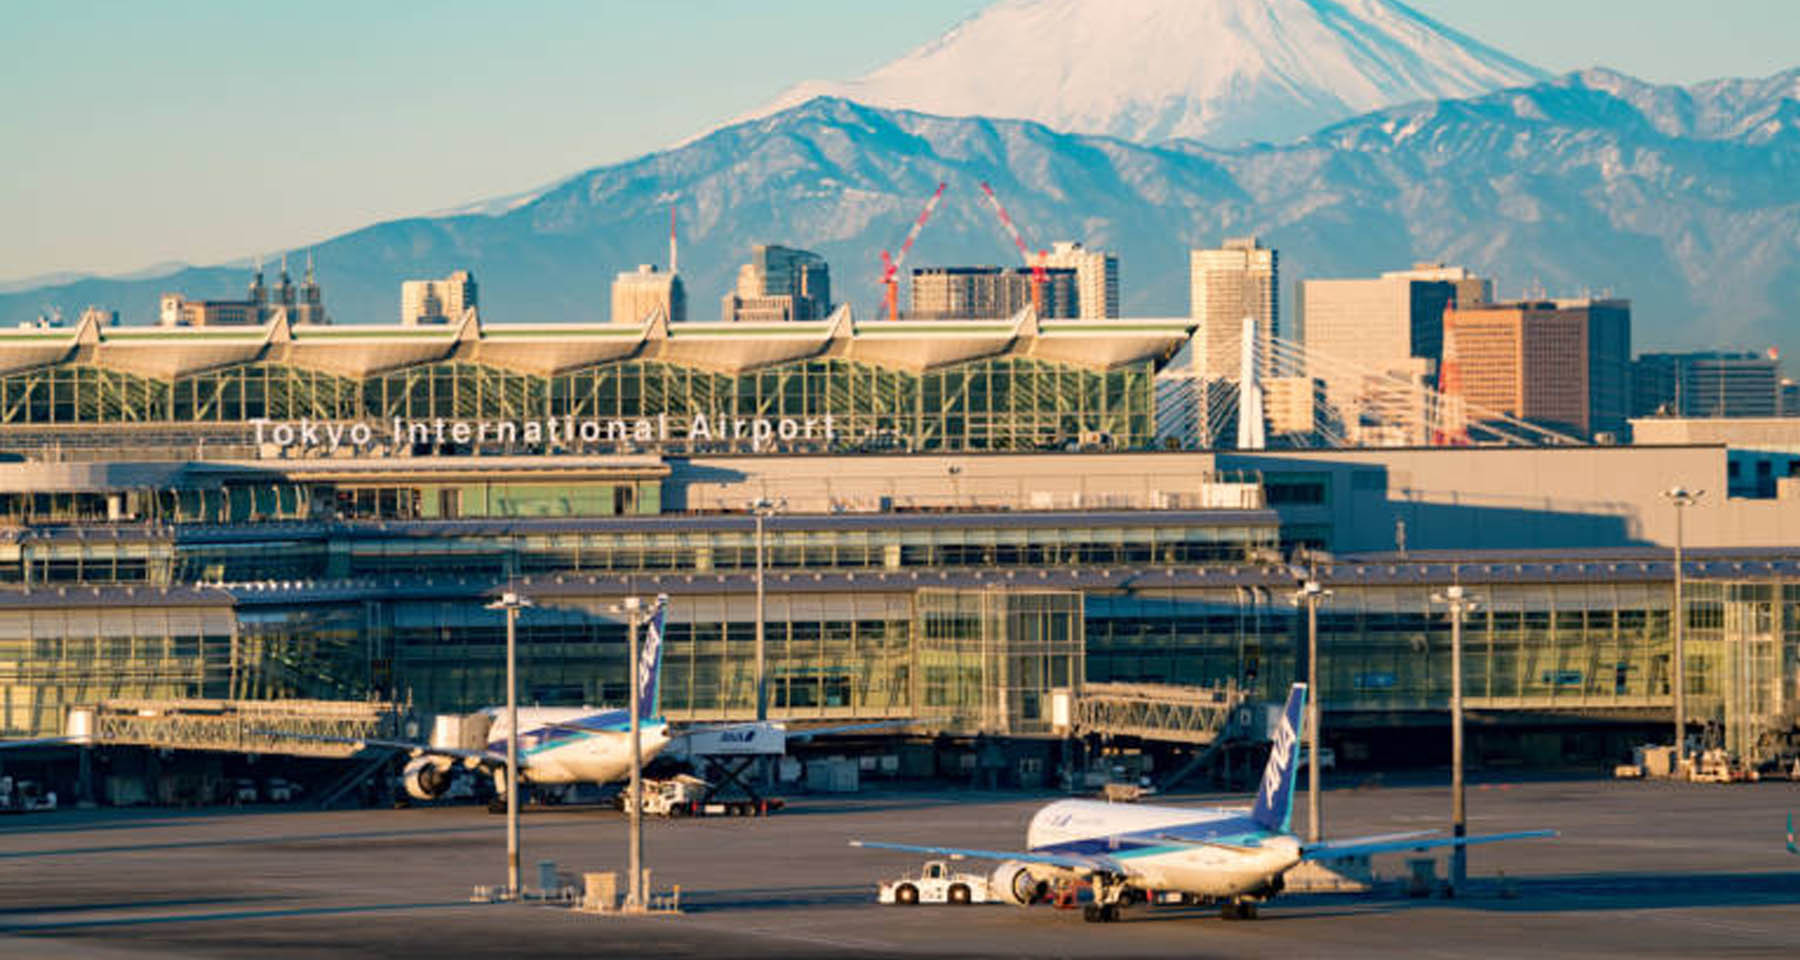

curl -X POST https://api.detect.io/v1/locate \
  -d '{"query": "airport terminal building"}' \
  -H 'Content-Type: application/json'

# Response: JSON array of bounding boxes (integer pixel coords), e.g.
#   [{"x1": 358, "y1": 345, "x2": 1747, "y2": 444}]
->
[{"x1": 1, "y1": 314, "x2": 1797, "y2": 783}]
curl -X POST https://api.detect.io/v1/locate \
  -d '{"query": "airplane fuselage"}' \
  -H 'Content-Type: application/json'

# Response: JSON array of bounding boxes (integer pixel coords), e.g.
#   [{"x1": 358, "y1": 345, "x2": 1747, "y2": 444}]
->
[
  {"x1": 483, "y1": 706, "x2": 671, "y2": 787},
  {"x1": 1027, "y1": 799, "x2": 1301, "y2": 898}
]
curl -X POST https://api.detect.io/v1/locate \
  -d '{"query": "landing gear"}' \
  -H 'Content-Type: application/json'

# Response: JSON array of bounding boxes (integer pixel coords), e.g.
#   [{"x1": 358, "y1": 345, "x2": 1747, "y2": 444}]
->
[
  {"x1": 1082, "y1": 876, "x2": 1129, "y2": 922},
  {"x1": 1220, "y1": 899, "x2": 1259, "y2": 920}
]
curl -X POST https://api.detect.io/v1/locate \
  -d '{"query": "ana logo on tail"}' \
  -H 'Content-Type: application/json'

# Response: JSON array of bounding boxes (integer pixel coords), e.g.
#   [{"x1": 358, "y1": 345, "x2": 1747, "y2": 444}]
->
[
  {"x1": 635, "y1": 594, "x2": 669, "y2": 719},
  {"x1": 1250, "y1": 683, "x2": 1307, "y2": 833}
]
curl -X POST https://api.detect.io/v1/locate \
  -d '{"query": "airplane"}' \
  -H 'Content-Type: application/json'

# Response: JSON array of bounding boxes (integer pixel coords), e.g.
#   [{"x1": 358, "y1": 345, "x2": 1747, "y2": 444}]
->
[
  {"x1": 359, "y1": 595, "x2": 898, "y2": 804},
  {"x1": 852, "y1": 682, "x2": 1555, "y2": 923}
]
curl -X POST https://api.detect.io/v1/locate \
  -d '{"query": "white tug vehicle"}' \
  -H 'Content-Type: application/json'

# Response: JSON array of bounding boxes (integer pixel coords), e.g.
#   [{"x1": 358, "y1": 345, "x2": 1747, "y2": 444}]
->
[{"x1": 877, "y1": 860, "x2": 998, "y2": 905}]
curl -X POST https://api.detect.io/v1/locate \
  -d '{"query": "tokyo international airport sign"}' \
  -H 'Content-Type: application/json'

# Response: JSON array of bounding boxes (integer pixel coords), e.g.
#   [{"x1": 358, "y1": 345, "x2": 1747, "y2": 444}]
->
[{"x1": 251, "y1": 414, "x2": 840, "y2": 454}]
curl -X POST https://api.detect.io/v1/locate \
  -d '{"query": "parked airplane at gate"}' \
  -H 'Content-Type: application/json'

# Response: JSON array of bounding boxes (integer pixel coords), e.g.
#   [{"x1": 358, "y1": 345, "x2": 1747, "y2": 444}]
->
[
  {"x1": 375, "y1": 595, "x2": 895, "y2": 803},
  {"x1": 853, "y1": 683, "x2": 1555, "y2": 922}
]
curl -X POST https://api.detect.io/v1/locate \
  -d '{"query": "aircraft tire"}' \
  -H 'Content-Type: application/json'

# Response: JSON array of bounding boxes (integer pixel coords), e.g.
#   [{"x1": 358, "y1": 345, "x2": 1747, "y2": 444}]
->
[{"x1": 1102, "y1": 904, "x2": 1121, "y2": 923}]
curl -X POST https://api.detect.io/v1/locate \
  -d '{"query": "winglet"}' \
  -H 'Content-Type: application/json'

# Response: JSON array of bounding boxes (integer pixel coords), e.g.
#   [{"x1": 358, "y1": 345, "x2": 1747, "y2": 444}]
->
[
  {"x1": 1788, "y1": 813, "x2": 1797, "y2": 855},
  {"x1": 1250, "y1": 683, "x2": 1306, "y2": 833},
  {"x1": 636, "y1": 594, "x2": 670, "y2": 721}
]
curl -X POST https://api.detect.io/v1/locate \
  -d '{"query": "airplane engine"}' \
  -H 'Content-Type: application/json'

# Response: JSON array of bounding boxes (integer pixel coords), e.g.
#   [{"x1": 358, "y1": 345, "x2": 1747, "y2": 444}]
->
[
  {"x1": 402, "y1": 756, "x2": 455, "y2": 801},
  {"x1": 991, "y1": 860, "x2": 1050, "y2": 905}
]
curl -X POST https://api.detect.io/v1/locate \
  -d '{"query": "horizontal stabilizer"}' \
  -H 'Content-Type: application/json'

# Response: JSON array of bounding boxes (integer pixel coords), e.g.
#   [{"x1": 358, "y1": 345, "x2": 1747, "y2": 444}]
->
[
  {"x1": 850, "y1": 840, "x2": 1115, "y2": 873},
  {"x1": 1303, "y1": 829, "x2": 1556, "y2": 860}
]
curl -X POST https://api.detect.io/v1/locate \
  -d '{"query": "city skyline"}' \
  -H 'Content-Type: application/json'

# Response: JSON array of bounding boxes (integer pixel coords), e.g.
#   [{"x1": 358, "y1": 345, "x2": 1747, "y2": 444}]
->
[{"x1": 3, "y1": 0, "x2": 1797, "y2": 285}]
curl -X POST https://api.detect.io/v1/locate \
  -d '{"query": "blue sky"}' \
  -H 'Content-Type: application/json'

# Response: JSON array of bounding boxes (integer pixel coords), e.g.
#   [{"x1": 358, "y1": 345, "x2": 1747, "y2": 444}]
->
[{"x1": 2, "y1": 0, "x2": 1795, "y2": 284}]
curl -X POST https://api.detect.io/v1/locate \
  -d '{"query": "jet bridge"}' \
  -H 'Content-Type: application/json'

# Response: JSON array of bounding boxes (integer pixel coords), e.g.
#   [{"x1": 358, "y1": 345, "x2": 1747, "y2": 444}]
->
[
  {"x1": 1057, "y1": 682, "x2": 1246, "y2": 745},
  {"x1": 65, "y1": 698, "x2": 404, "y2": 758}
]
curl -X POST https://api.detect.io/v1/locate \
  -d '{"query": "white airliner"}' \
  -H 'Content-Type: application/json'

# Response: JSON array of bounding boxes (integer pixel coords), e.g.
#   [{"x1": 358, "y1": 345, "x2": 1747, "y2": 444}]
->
[
  {"x1": 392, "y1": 594, "x2": 677, "y2": 802},
  {"x1": 853, "y1": 683, "x2": 1555, "y2": 922},
  {"x1": 388, "y1": 595, "x2": 895, "y2": 803}
]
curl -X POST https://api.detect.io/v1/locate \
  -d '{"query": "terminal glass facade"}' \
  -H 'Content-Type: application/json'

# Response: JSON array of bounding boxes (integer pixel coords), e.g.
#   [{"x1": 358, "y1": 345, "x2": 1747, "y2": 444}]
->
[{"x1": 0, "y1": 357, "x2": 1155, "y2": 453}]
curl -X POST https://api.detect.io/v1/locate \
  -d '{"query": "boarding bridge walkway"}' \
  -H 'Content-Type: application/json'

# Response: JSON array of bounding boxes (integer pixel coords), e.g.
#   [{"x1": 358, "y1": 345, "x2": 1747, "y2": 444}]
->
[
  {"x1": 1069, "y1": 682, "x2": 1246, "y2": 745},
  {"x1": 67, "y1": 698, "x2": 404, "y2": 759}
]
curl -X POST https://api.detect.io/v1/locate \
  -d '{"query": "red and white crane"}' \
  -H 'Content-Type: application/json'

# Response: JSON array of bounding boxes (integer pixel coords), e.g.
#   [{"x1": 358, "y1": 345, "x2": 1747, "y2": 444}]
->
[
  {"x1": 880, "y1": 181, "x2": 948, "y2": 321},
  {"x1": 977, "y1": 181, "x2": 1049, "y2": 316}
]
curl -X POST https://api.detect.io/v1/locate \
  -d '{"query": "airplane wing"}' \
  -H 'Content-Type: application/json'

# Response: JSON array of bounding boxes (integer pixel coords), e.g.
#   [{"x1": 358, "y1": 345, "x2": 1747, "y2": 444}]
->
[
  {"x1": 785, "y1": 719, "x2": 911, "y2": 741},
  {"x1": 0, "y1": 735, "x2": 85, "y2": 749},
  {"x1": 250, "y1": 730, "x2": 515, "y2": 768},
  {"x1": 1302, "y1": 829, "x2": 1556, "y2": 860},
  {"x1": 849, "y1": 840, "x2": 1120, "y2": 873}
]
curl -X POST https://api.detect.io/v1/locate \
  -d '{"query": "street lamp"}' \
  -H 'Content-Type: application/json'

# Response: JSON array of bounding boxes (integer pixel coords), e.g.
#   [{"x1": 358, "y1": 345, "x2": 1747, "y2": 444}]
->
[
  {"x1": 1431, "y1": 584, "x2": 1481, "y2": 891},
  {"x1": 750, "y1": 498, "x2": 784, "y2": 723},
  {"x1": 609, "y1": 594, "x2": 647, "y2": 911},
  {"x1": 1661, "y1": 486, "x2": 1703, "y2": 772},
  {"x1": 1290, "y1": 571, "x2": 1331, "y2": 844},
  {"x1": 484, "y1": 589, "x2": 533, "y2": 899}
]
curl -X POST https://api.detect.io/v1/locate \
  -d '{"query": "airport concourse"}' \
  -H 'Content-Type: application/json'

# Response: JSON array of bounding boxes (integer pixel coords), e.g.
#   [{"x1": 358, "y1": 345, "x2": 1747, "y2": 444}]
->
[{"x1": 0, "y1": 319, "x2": 1795, "y2": 785}]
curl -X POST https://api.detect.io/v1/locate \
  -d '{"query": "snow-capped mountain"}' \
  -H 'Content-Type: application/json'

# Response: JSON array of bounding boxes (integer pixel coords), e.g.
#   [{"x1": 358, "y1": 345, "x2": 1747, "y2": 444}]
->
[
  {"x1": 6, "y1": 68, "x2": 1799, "y2": 360},
  {"x1": 745, "y1": 0, "x2": 1548, "y2": 145}
]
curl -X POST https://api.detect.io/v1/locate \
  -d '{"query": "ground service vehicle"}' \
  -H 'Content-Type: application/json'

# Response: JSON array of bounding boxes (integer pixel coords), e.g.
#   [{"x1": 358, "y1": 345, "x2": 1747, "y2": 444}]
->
[{"x1": 877, "y1": 860, "x2": 996, "y2": 905}]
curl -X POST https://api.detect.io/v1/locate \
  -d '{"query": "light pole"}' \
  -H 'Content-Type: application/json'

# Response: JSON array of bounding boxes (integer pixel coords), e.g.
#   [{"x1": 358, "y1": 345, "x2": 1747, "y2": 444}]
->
[
  {"x1": 1661, "y1": 486, "x2": 1703, "y2": 772},
  {"x1": 1431, "y1": 584, "x2": 1480, "y2": 891},
  {"x1": 615, "y1": 594, "x2": 645, "y2": 910},
  {"x1": 485, "y1": 589, "x2": 532, "y2": 899},
  {"x1": 1291, "y1": 573, "x2": 1331, "y2": 844}
]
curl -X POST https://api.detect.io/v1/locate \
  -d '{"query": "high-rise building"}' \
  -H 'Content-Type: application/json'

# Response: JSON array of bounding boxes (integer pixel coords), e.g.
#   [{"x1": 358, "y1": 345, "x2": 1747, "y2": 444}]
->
[
  {"x1": 401, "y1": 270, "x2": 477, "y2": 326},
  {"x1": 160, "y1": 255, "x2": 326, "y2": 327},
  {"x1": 720, "y1": 245, "x2": 831, "y2": 323},
  {"x1": 1442, "y1": 299, "x2": 1629, "y2": 438},
  {"x1": 1567, "y1": 298, "x2": 1631, "y2": 438},
  {"x1": 1189, "y1": 237, "x2": 1276, "y2": 381},
  {"x1": 1631, "y1": 351, "x2": 1781, "y2": 419},
  {"x1": 611, "y1": 264, "x2": 686, "y2": 325},
  {"x1": 908, "y1": 266, "x2": 1078, "y2": 319},
  {"x1": 1040, "y1": 241, "x2": 1119, "y2": 318},
  {"x1": 1298, "y1": 263, "x2": 1490, "y2": 442}
]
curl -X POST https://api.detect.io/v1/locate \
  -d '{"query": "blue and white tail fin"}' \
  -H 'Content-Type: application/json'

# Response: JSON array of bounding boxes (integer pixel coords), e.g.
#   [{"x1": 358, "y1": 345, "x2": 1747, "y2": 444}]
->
[
  {"x1": 1250, "y1": 683, "x2": 1307, "y2": 833},
  {"x1": 635, "y1": 594, "x2": 670, "y2": 721}
]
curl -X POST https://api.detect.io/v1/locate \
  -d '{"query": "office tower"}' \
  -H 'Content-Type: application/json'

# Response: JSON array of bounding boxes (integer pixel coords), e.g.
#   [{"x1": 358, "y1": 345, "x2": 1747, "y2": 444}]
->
[
  {"x1": 1442, "y1": 300, "x2": 1631, "y2": 437},
  {"x1": 1567, "y1": 298, "x2": 1631, "y2": 438},
  {"x1": 401, "y1": 270, "x2": 478, "y2": 326},
  {"x1": 1298, "y1": 263, "x2": 1491, "y2": 444},
  {"x1": 1632, "y1": 351, "x2": 1781, "y2": 418},
  {"x1": 908, "y1": 266, "x2": 1078, "y2": 319},
  {"x1": 1189, "y1": 237, "x2": 1276, "y2": 381},
  {"x1": 720, "y1": 245, "x2": 832, "y2": 323},
  {"x1": 1040, "y1": 241, "x2": 1120, "y2": 318},
  {"x1": 611, "y1": 264, "x2": 686, "y2": 325}
]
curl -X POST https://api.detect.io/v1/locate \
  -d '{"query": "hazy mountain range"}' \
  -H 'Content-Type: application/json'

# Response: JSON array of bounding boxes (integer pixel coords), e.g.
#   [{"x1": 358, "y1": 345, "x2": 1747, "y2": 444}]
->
[{"x1": 3, "y1": 0, "x2": 1796, "y2": 360}]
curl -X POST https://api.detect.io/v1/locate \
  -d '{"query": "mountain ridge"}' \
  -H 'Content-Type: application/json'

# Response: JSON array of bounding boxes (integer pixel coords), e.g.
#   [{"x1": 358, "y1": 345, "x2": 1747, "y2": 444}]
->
[
  {"x1": 741, "y1": 0, "x2": 1549, "y2": 146},
  {"x1": 4, "y1": 67, "x2": 1799, "y2": 360}
]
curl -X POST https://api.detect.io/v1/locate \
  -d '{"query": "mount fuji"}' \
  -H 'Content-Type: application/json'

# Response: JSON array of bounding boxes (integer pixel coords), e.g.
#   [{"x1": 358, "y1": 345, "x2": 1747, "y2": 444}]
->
[
  {"x1": 3, "y1": 2, "x2": 1798, "y2": 360},
  {"x1": 744, "y1": 0, "x2": 1548, "y2": 145}
]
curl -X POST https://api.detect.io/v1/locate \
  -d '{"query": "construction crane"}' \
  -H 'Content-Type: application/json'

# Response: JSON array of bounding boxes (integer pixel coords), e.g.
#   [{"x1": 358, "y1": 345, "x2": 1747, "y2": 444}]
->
[
  {"x1": 977, "y1": 181, "x2": 1049, "y2": 316},
  {"x1": 880, "y1": 181, "x2": 948, "y2": 321}
]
